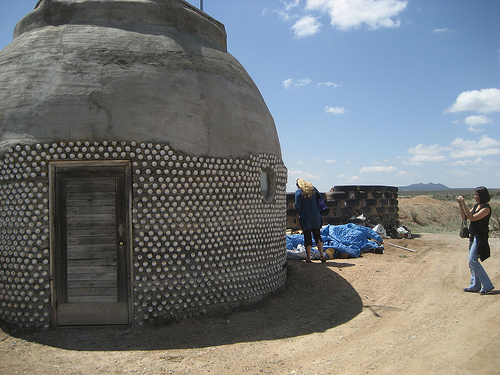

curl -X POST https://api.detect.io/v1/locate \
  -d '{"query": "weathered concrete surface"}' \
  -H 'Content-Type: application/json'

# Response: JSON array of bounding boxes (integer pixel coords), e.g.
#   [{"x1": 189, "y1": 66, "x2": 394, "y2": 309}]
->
[{"x1": 0, "y1": 0, "x2": 281, "y2": 158}]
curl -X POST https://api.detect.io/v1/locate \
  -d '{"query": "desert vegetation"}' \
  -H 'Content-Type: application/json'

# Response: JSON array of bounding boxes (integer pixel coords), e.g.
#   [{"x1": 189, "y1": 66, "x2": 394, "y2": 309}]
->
[{"x1": 398, "y1": 189, "x2": 500, "y2": 236}]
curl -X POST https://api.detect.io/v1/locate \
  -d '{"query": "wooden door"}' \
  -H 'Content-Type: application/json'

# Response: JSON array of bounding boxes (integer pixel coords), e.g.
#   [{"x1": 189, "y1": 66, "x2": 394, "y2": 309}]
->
[{"x1": 51, "y1": 161, "x2": 131, "y2": 326}]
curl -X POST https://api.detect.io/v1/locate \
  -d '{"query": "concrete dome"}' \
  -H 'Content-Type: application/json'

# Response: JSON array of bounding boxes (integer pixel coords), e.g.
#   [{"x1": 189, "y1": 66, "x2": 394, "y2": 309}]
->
[
  {"x1": 0, "y1": 0, "x2": 287, "y2": 329},
  {"x1": 0, "y1": 0, "x2": 281, "y2": 158}
]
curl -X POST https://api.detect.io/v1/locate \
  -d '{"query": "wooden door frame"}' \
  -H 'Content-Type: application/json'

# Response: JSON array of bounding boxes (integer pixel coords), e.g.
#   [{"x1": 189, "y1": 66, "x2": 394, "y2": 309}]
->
[{"x1": 49, "y1": 160, "x2": 133, "y2": 327}]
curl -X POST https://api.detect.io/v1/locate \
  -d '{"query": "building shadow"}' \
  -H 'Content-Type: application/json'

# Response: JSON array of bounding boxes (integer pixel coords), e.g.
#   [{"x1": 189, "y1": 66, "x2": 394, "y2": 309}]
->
[{"x1": 4, "y1": 260, "x2": 363, "y2": 351}]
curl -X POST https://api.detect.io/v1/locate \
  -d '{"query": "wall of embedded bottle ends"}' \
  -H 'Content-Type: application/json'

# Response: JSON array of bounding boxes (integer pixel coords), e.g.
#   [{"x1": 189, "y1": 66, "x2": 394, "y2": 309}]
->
[
  {"x1": 286, "y1": 185, "x2": 399, "y2": 230},
  {"x1": 0, "y1": 140, "x2": 288, "y2": 329}
]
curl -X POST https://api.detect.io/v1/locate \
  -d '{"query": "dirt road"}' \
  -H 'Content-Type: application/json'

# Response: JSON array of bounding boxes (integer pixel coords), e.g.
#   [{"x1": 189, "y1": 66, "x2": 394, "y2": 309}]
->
[{"x1": 1, "y1": 233, "x2": 499, "y2": 374}]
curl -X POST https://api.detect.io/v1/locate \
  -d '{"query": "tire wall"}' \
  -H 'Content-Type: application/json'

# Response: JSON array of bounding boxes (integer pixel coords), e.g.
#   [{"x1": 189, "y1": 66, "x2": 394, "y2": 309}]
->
[{"x1": 286, "y1": 185, "x2": 399, "y2": 230}]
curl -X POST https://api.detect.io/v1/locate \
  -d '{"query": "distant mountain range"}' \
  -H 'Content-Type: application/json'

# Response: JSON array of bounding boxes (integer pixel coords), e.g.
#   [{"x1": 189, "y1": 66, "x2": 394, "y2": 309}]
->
[{"x1": 399, "y1": 183, "x2": 450, "y2": 191}]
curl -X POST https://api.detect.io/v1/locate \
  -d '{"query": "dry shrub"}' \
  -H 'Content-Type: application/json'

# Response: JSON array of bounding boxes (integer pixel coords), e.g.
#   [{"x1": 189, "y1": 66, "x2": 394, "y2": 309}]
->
[
  {"x1": 398, "y1": 196, "x2": 460, "y2": 230},
  {"x1": 399, "y1": 195, "x2": 500, "y2": 236}
]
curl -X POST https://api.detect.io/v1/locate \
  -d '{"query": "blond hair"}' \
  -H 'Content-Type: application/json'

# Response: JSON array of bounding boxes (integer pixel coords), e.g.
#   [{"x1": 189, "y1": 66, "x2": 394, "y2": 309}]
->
[{"x1": 296, "y1": 179, "x2": 314, "y2": 199}]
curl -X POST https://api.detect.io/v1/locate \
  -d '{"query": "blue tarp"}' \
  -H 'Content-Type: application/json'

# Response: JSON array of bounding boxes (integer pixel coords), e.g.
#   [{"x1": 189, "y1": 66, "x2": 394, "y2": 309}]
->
[{"x1": 286, "y1": 223, "x2": 383, "y2": 259}]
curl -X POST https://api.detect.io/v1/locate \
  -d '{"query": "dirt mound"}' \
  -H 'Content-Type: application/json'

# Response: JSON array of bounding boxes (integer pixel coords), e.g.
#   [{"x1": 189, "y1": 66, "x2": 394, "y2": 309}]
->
[
  {"x1": 399, "y1": 195, "x2": 443, "y2": 204},
  {"x1": 398, "y1": 195, "x2": 459, "y2": 229}
]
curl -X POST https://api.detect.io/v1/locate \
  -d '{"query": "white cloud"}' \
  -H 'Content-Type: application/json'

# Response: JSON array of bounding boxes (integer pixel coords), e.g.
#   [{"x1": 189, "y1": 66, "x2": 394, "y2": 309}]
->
[
  {"x1": 298, "y1": 78, "x2": 313, "y2": 86},
  {"x1": 450, "y1": 157, "x2": 496, "y2": 167},
  {"x1": 282, "y1": 0, "x2": 301, "y2": 11},
  {"x1": 464, "y1": 115, "x2": 493, "y2": 127},
  {"x1": 283, "y1": 78, "x2": 293, "y2": 89},
  {"x1": 275, "y1": 10, "x2": 292, "y2": 21},
  {"x1": 464, "y1": 115, "x2": 493, "y2": 132},
  {"x1": 283, "y1": 78, "x2": 313, "y2": 89},
  {"x1": 325, "y1": 106, "x2": 346, "y2": 114},
  {"x1": 406, "y1": 143, "x2": 448, "y2": 165},
  {"x1": 325, "y1": 159, "x2": 336, "y2": 163},
  {"x1": 288, "y1": 169, "x2": 321, "y2": 181},
  {"x1": 446, "y1": 169, "x2": 471, "y2": 177},
  {"x1": 467, "y1": 127, "x2": 484, "y2": 134},
  {"x1": 305, "y1": 0, "x2": 407, "y2": 30},
  {"x1": 337, "y1": 174, "x2": 360, "y2": 183},
  {"x1": 406, "y1": 137, "x2": 500, "y2": 168},
  {"x1": 433, "y1": 27, "x2": 451, "y2": 33},
  {"x1": 397, "y1": 170, "x2": 415, "y2": 178},
  {"x1": 275, "y1": 0, "x2": 301, "y2": 20},
  {"x1": 359, "y1": 165, "x2": 397, "y2": 173},
  {"x1": 449, "y1": 136, "x2": 500, "y2": 158},
  {"x1": 316, "y1": 81, "x2": 341, "y2": 88},
  {"x1": 284, "y1": 79, "x2": 341, "y2": 90},
  {"x1": 446, "y1": 88, "x2": 500, "y2": 114},
  {"x1": 292, "y1": 15, "x2": 322, "y2": 37}
]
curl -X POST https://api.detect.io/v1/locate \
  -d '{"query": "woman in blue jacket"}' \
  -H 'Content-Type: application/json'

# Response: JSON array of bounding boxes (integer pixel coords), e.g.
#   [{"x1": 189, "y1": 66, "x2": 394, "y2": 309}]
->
[
  {"x1": 295, "y1": 179, "x2": 326, "y2": 263},
  {"x1": 457, "y1": 186, "x2": 494, "y2": 295}
]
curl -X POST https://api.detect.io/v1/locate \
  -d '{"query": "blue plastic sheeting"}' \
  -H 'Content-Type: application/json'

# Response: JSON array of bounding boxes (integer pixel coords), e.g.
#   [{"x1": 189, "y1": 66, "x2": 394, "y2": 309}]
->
[
  {"x1": 286, "y1": 223, "x2": 383, "y2": 259},
  {"x1": 286, "y1": 245, "x2": 330, "y2": 260},
  {"x1": 286, "y1": 233, "x2": 309, "y2": 250}
]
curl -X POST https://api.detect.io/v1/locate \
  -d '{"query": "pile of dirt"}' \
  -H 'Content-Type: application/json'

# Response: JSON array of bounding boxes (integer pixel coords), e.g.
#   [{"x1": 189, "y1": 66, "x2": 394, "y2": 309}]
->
[
  {"x1": 399, "y1": 195, "x2": 444, "y2": 204},
  {"x1": 398, "y1": 195, "x2": 460, "y2": 229}
]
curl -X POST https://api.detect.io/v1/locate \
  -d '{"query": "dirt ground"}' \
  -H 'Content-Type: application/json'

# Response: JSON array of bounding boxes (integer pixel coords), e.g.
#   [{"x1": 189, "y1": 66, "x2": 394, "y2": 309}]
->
[{"x1": 1, "y1": 197, "x2": 500, "y2": 374}]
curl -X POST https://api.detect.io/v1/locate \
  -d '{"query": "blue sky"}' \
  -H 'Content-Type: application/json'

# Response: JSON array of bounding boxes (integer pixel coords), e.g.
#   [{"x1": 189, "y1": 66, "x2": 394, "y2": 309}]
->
[{"x1": 1, "y1": 0, "x2": 499, "y2": 192}]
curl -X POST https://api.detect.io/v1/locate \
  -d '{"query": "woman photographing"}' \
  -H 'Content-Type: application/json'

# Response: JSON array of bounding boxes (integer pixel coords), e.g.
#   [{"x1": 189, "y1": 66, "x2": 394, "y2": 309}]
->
[{"x1": 457, "y1": 186, "x2": 494, "y2": 295}]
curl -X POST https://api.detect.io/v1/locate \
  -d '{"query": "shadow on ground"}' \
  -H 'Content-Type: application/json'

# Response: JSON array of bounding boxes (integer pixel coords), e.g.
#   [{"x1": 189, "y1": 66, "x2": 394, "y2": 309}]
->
[{"x1": 3, "y1": 260, "x2": 363, "y2": 351}]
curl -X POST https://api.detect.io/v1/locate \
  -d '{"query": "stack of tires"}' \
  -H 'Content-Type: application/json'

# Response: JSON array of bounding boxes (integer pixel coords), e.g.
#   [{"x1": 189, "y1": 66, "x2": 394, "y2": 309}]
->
[{"x1": 286, "y1": 185, "x2": 399, "y2": 230}]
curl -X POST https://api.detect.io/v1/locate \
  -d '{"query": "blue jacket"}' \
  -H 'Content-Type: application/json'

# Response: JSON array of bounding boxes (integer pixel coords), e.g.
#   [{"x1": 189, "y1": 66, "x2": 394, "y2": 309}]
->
[{"x1": 295, "y1": 188, "x2": 322, "y2": 231}]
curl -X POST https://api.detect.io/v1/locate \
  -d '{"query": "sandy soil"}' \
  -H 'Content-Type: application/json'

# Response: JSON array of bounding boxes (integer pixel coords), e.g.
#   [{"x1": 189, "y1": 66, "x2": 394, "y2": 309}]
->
[{"x1": 1, "y1": 198, "x2": 500, "y2": 374}]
